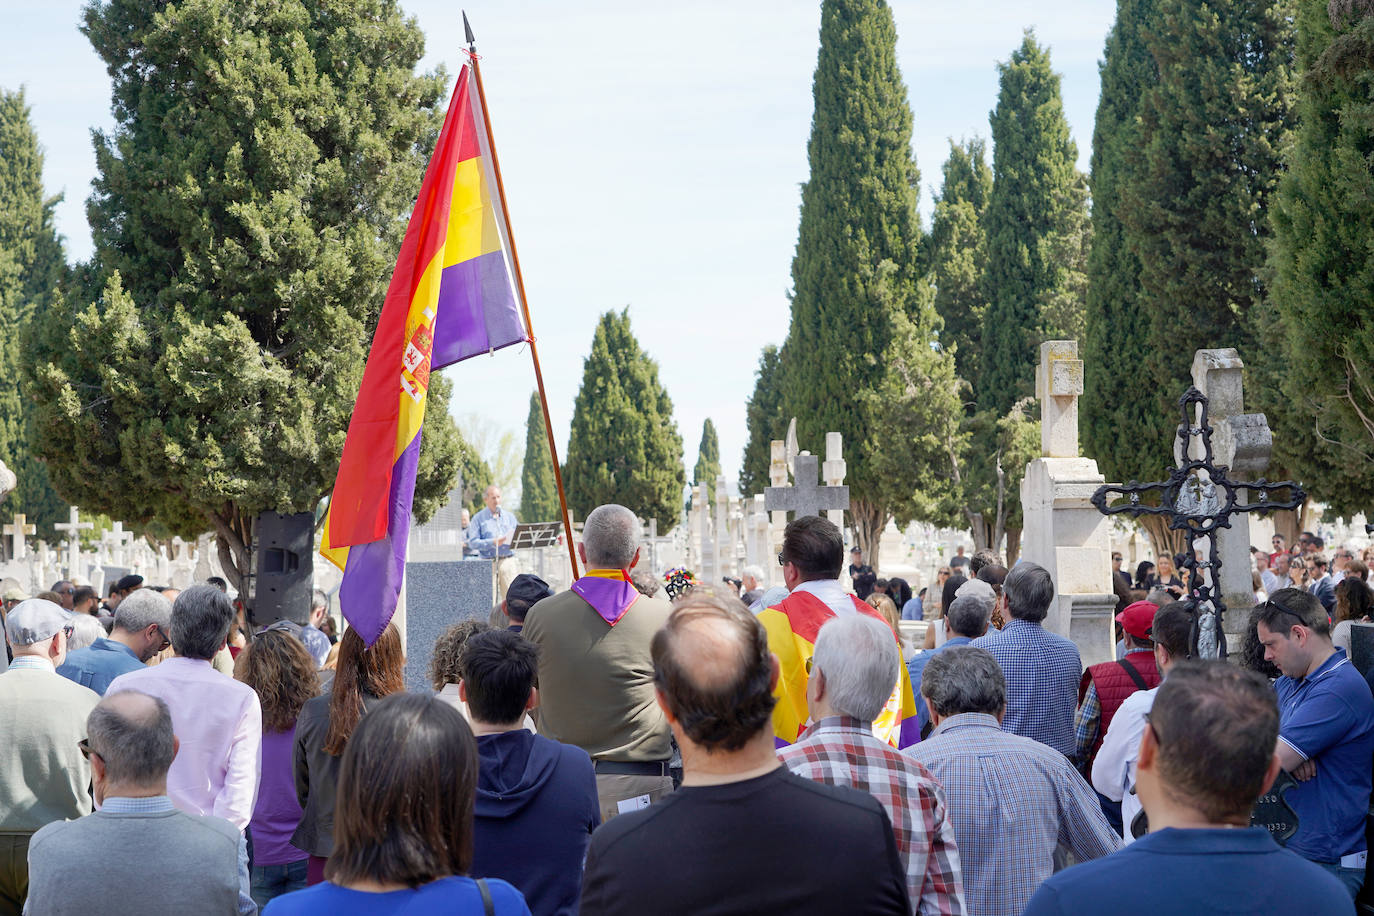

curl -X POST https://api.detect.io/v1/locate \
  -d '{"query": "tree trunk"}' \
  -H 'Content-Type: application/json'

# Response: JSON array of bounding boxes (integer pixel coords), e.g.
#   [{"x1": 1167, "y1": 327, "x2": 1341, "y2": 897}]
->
[
  {"x1": 1138, "y1": 515, "x2": 1186, "y2": 562},
  {"x1": 210, "y1": 506, "x2": 254, "y2": 609},
  {"x1": 1006, "y1": 528, "x2": 1022, "y2": 566},
  {"x1": 851, "y1": 498, "x2": 886, "y2": 577}
]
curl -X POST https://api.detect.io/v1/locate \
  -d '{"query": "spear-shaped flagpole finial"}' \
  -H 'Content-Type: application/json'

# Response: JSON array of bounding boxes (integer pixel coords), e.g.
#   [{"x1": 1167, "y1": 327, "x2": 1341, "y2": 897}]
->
[{"x1": 463, "y1": 10, "x2": 476, "y2": 53}]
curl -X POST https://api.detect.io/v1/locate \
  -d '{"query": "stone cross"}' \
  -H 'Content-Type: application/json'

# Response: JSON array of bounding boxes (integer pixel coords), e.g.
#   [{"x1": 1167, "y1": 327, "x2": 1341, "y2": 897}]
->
[
  {"x1": 104, "y1": 521, "x2": 135, "y2": 567},
  {"x1": 765, "y1": 453, "x2": 850, "y2": 520},
  {"x1": 823, "y1": 432, "x2": 847, "y2": 530},
  {"x1": 714, "y1": 473, "x2": 729, "y2": 579},
  {"x1": 1036, "y1": 340, "x2": 1085, "y2": 458},
  {"x1": 4, "y1": 513, "x2": 35, "y2": 561},
  {"x1": 696, "y1": 481, "x2": 712, "y2": 581},
  {"x1": 55, "y1": 506, "x2": 94, "y2": 578},
  {"x1": 1186, "y1": 349, "x2": 1272, "y2": 622}
]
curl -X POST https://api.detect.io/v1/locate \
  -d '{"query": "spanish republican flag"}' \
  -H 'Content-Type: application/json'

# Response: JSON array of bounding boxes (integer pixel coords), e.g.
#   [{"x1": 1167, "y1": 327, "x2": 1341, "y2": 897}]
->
[
  {"x1": 759, "y1": 591, "x2": 921, "y2": 749},
  {"x1": 320, "y1": 61, "x2": 527, "y2": 645}
]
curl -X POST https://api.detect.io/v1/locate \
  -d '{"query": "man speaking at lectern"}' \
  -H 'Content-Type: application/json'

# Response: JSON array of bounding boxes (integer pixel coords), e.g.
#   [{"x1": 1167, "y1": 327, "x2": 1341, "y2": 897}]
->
[{"x1": 470, "y1": 485, "x2": 519, "y2": 597}]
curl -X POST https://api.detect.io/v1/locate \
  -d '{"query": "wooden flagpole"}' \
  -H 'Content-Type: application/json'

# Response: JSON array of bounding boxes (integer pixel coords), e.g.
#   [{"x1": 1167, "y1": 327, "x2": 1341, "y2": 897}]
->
[{"x1": 464, "y1": 12, "x2": 580, "y2": 580}]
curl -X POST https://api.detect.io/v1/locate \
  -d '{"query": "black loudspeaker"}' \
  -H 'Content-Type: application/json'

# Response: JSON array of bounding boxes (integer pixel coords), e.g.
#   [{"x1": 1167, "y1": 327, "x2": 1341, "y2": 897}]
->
[{"x1": 252, "y1": 511, "x2": 314, "y2": 628}]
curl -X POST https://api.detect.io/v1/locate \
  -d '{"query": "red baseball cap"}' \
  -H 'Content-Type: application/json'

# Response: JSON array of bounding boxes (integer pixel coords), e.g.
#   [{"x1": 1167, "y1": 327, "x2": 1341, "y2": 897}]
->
[{"x1": 1116, "y1": 600, "x2": 1157, "y2": 640}]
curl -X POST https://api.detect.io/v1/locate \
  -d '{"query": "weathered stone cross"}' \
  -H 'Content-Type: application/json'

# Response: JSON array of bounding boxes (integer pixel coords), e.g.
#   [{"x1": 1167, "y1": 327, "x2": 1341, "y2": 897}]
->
[
  {"x1": 54, "y1": 506, "x2": 94, "y2": 578},
  {"x1": 4, "y1": 513, "x2": 35, "y2": 561},
  {"x1": 764, "y1": 453, "x2": 849, "y2": 520}
]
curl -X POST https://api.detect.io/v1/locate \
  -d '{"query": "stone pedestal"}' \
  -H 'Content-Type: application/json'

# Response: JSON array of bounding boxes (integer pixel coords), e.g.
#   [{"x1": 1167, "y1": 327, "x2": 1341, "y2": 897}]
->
[{"x1": 403, "y1": 559, "x2": 494, "y2": 691}]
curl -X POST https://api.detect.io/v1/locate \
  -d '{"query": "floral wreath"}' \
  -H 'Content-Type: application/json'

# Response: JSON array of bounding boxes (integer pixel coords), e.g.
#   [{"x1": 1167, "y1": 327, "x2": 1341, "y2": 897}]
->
[{"x1": 662, "y1": 567, "x2": 701, "y2": 601}]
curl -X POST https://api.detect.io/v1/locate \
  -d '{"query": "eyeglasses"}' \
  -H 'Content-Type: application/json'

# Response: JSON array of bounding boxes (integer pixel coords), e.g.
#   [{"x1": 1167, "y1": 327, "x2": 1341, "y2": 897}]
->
[
  {"x1": 152, "y1": 624, "x2": 171, "y2": 652},
  {"x1": 61, "y1": 625, "x2": 74, "y2": 640},
  {"x1": 56, "y1": 587, "x2": 74, "y2": 596},
  {"x1": 77, "y1": 738, "x2": 101, "y2": 762},
  {"x1": 1263, "y1": 597, "x2": 1309, "y2": 629},
  {"x1": 805, "y1": 656, "x2": 817, "y2": 675},
  {"x1": 777, "y1": 552, "x2": 786, "y2": 568},
  {"x1": 1142, "y1": 711, "x2": 1162, "y2": 747}
]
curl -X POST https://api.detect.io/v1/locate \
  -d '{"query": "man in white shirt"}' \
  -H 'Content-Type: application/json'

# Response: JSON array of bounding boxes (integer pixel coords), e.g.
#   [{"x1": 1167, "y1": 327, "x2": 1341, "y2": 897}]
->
[{"x1": 1091, "y1": 601, "x2": 1194, "y2": 842}]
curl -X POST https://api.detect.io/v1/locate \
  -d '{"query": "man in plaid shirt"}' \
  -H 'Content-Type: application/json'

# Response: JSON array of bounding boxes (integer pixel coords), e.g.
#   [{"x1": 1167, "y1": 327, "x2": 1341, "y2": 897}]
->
[{"x1": 780, "y1": 615, "x2": 966, "y2": 915}]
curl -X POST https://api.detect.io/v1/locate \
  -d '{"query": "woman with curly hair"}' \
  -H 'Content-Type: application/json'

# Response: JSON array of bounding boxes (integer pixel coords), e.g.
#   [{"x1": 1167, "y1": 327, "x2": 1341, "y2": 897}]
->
[
  {"x1": 291, "y1": 624, "x2": 404, "y2": 886},
  {"x1": 237, "y1": 627, "x2": 320, "y2": 907},
  {"x1": 1331, "y1": 576, "x2": 1374, "y2": 655},
  {"x1": 431, "y1": 620, "x2": 491, "y2": 713}
]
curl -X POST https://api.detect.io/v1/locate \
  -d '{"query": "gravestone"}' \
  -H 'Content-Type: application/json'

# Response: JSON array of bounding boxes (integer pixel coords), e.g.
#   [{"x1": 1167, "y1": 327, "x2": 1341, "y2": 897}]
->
[
  {"x1": 54, "y1": 507, "x2": 93, "y2": 579},
  {"x1": 1188, "y1": 349, "x2": 1272, "y2": 649},
  {"x1": 823, "y1": 433, "x2": 847, "y2": 531},
  {"x1": 764, "y1": 454, "x2": 849, "y2": 520},
  {"x1": 1019, "y1": 341, "x2": 1117, "y2": 667},
  {"x1": 402, "y1": 558, "x2": 495, "y2": 691},
  {"x1": 5, "y1": 514, "x2": 34, "y2": 562}
]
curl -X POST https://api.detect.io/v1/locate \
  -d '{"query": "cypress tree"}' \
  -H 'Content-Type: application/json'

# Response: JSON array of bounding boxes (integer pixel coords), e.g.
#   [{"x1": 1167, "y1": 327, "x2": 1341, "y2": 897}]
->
[
  {"x1": 1082, "y1": 0, "x2": 1158, "y2": 482},
  {"x1": 0, "y1": 88, "x2": 67, "y2": 542},
  {"x1": 928, "y1": 138, "x2": 992, "y2": 389},
  {"x1": 519, "y1": 391, "x2": 559, "y2": 522},
  {"x1": 692, "y1": 419, "x2": 721, "y2": 506},
  {"x1": 564, "y1": 309, "x2": 684, "y2": 529},
  {"x1": 1264, "y1": 0, "x2": 1374, "y2": 513},
  {"x1": 738, "y1": 344, "x2": 785, "y2": 499},
  {"x1": 26, "y1": 0, "x2": 462, "y2": 594},
  {"x1": 779, "y1": 0, "x2": 936, "y2": 555},
  {"x1": 1118, "y1": 0, "x2": 1295, "y2": 474},
  {"x1": 979, "y1": 32, "x2": 1090, "y2": 417}
]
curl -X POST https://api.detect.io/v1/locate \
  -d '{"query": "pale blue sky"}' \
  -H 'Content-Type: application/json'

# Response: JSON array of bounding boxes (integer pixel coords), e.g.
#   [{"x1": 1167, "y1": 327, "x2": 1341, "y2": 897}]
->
[{"x1": 1, "y1": 0, "x2": 1116, "y2": 497}]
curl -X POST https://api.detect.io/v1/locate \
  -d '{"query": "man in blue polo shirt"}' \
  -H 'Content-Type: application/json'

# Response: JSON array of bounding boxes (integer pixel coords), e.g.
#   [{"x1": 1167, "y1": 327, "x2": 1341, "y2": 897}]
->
[
  {"x1": 1257, "y1": 587, "x2": 1374, "y2": 898},
  {"x1": 1024, "y1": 661, "x2": 1352, "y2": 916},
  {"x1": 57, "y1": 590, "x2": 172, "y2": 695}
]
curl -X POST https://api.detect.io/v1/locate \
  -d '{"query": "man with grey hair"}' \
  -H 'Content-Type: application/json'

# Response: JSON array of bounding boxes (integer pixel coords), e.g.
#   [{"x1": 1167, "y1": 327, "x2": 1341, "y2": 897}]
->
[
  {"x1": 470, "y1": 484, "x2": 520, "y2": 597},
  {"x1": 970, "y1": 562, "x2": 1082, "y2": 757},
  {"x1": 909, "y1": 646, "x2": 1118, "y2": 916},
  {"x1": 300, "y1": 589, "x2": 331, "y2": 667},
  {"x1": 780, "y1": 615, "x2": 966, "y2": 914},
  {"x1": 739, "y1": 565, "x2": 765, "y2": 606},
  {"x1": 58, "y1": 588, "x2": 174, "y2": 695},
  {"x1": 25, "y1": 690, "x2": 245, "y2": 916},
  {"x1": 906, "y1": 585, "x2": 994, "y2": 737},
  {"x1": 0, "y1": 599, "x2": 98, "y2": 915},
  {"x1": 524, "y1": 504, "x2": 674, "y2": 821},
  {"x1": 107, "y1": 586, "x2": 260, "y2": 913}
]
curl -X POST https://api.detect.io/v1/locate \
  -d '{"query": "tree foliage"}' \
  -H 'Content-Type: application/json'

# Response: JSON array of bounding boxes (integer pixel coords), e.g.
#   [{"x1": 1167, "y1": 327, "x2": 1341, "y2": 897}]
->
[
  {"x1": 564, "y1": 309, "x2": 684, "y2": 529},
  {"x1": 692, "y1": 418, "x2": 721, "y2": 506},
  {"x1": 1083, "y1": 0, "x2": 1159, "y2": 484},
  {"x1": 519, "y1": 391, "x2": 559, "y2": 522},
  {"x1": 0, "y1": 88, "x2": 67, "y2": 543},
  {"x1": 779, "y1": 0, "x2": 953, "y2": 558},
  {"x1": 927, "y1": 138, "x2": 992, "y2": 388},
  {"x1": 26, "y1": 0, "x2": 462, "y2": 595},
  {"x1": 1116, "y1": 0, "x2": 1295, "y2": 477},
  {"x1": 739, "y1": 344, "x2": 785, "y2": 499},
  {"x1": 1264, "y1": 0, "x2": 1374, "y2": 514},
  {"x1": 979, "y1": 32, "x2": 1090, "y2": 417}
]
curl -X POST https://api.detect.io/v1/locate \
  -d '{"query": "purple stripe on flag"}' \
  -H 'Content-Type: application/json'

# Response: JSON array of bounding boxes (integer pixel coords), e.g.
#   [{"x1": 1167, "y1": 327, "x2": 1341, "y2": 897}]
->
[
  {"x1": 898, "y1": 714, "x2": 921, "y2": 749},
  {"x1": 571, "y1": 576, "x2": 639, "y2": 627},
  {"x1": 432, "y1": 249, "x2": 527, "y2": 369},
  {"x1": 338, "y1": 431, "x2": 423, "y2": 646}
]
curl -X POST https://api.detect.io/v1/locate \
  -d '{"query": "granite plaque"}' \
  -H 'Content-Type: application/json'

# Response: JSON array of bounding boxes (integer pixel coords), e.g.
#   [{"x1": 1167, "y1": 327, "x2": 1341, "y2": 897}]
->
[
  {"x1": 1250, "y1": 769, "x2": 1299, "y2": 845},
  {"x1": 403, "y1": 559, "x2": 494, "y2": 691}
]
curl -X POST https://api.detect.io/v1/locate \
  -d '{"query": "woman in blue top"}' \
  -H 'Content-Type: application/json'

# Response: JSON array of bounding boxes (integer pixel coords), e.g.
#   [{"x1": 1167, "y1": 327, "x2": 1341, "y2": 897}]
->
[{"x1": 264, "y1": 692, "x2": 530, "y2": 916}]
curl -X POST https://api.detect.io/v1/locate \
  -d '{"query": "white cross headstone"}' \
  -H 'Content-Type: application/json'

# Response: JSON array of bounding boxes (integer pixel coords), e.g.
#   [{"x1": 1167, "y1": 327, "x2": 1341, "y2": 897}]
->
[
  {"x1": 764, "y1": 453, "x2": 850, "y2": 520},
  {"x1": 55, "y1": 506, "x2": 94, "y2": 579},
  {"x1": 1036, "y1": 340, "x2": 1084, "y2": 458},
  {"x1": 104, "y1": 521, "x2": 135, "y2": 567},
  {"x1": 823, "y1": 433, "x2": 847, "y2": 531},
  {"x1": 714, "y1": 474, "x2": 729, "y2": 579},
  {"x1": 4, "y1": 513, "x2": 36, "y2": 562}
]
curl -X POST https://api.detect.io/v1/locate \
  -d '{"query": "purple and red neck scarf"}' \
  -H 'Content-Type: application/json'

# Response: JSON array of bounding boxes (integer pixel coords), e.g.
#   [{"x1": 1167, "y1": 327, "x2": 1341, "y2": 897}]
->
[{"x1": 572, "y1": 568, "x2": 640, "y2": 626}]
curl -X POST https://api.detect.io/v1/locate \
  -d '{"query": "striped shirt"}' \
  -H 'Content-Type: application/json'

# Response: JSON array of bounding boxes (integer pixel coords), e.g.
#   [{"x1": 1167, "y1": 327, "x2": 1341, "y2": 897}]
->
[
  {"x1": 971, "y1": 619, "x2": 1081, "y2": 757},
  {"x1": 908, "y1": 713, "x2": 1120, "y2": 916},
  {"x1": 780, "y1": 716, "x2": 966, "y2": 915}
]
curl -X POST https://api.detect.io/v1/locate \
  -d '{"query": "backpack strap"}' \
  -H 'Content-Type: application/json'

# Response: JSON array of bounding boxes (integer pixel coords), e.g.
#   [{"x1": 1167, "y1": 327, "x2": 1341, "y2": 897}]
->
[
  {"x1": 1118, "y1": 658, "x2": 1149, "y2": 691},
  {"x1": 477, "y1": 877, "x2": 495, "y2": 916}
]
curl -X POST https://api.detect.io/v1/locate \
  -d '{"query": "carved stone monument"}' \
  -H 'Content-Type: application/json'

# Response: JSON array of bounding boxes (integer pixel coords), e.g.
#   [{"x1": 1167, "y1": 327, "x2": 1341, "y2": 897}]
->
[{"x1": 1019, "y1": 341, "x2": 1117, "y2": 666}]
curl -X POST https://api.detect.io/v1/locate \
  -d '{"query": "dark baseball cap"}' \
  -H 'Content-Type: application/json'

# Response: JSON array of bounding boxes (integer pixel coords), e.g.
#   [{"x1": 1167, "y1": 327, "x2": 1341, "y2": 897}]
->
[{"x1": 505, "y1": 574, "x2": 554, "y2": 620}]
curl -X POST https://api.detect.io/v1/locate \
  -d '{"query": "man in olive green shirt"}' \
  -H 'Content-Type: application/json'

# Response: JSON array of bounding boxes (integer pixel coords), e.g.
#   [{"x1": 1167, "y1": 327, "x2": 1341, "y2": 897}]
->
[{"x1": 523, "y1": 505, "x2": 673, "y2": 821}]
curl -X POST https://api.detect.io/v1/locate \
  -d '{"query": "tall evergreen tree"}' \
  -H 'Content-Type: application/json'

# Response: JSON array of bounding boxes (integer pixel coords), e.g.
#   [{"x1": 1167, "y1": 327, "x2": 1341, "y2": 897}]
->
[
  {"x1": 979, "y1": 32, "x2": 1090, "y2": 417},
  {"x1": 739, "y1": 344, "x2": 785, "y2": 498},
  {"x1": 692, "y1": 419, "x2": 721, "y2": 506},
  {"x1": 564, "y1": 309, "x2": 684, "y2": 529},
  {"x1": 26, "y1": 0, "x2": 463, "y2": 596},
  {"x1": 519, "y1": 391, "x2": 559, "y2": 522},
  {"x1": 779, "y1": 0, "x2": 951, "y2": 556},
  {"x1": 927, "y1": 138, "x2": 992, "y2": 388},
  {"x1": 1265, "y1": 0, "x2": 1374, "y2": 514},
  {"x1": 1118, "y1": 0, "x2": 1295, "y2": 475},
  {"x1": 1083, "y1": 0, "x2": 1158, "y2": 483},
  {"x1": 0, "y1": 88, "x2": 67, "y2": 543}
]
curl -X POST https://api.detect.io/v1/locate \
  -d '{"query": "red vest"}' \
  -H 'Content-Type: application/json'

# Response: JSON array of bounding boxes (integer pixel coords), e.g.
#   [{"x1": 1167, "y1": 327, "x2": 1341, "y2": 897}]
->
[{"x1": 1079, "y1": 651, "x2": 1161, "y2": 761}]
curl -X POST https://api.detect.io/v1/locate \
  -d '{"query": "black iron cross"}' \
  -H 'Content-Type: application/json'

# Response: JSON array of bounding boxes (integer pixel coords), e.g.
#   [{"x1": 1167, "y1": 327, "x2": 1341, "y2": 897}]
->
[{"x1": 1091, "y1": 387, "x2": 1305, "y2": 658}]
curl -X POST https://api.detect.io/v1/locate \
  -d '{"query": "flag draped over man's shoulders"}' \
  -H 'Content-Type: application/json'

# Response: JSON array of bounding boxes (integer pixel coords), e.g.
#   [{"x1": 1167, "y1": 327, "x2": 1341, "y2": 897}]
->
[
  {"x1": 320, "y1": 61, "x2": 527, "y2": 645},
  {"x1": 758, "y1": 590, "x2": 921, "y2": 749}
]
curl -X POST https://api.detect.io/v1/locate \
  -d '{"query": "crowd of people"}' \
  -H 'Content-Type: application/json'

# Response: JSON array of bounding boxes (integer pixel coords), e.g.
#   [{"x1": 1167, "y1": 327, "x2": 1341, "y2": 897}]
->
[{"x1": 0, "y1": 507, "x2": 1370, "y2": 915}]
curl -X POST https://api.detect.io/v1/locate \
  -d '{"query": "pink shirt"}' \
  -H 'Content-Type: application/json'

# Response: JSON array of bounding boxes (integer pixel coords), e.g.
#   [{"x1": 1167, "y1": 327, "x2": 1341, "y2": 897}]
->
[{"x1": 107, "y1": 657, "x2": 262, "y2": 830}]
